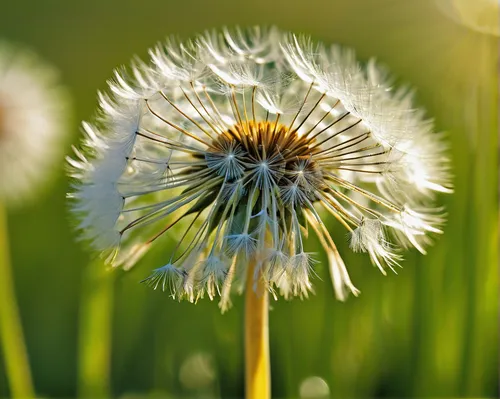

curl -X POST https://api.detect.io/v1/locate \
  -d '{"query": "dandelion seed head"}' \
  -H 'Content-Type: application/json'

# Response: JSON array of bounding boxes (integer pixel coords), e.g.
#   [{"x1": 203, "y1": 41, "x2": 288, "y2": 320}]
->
[
  {"x1": 69, "y1": 27, "x2": 452, "y2": 307},
  {"x1": 0, "y1": 42, "x2": 69, "y2": 205},
  {"x1": 436, "y1": 0, "x2": 500, "y2": 37}
]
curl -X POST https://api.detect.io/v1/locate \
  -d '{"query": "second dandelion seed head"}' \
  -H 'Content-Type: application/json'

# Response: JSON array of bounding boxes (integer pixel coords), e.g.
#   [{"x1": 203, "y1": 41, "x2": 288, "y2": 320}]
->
[
  {"x1": 68, "y1": 26, "x2": 452, "y2": 311},
  {"x1": 0, "y1": 42, "x2": 69, "y2": 205}
]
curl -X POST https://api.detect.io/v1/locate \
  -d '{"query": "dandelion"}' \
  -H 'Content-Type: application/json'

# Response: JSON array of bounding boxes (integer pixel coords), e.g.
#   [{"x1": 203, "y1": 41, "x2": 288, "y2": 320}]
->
[
  {"x1": 68, "y1": 26, "x2": 452, "y2": 398},
  {"x1": 436, "y1": 0, "x2": 500, "y2": 36},
  {"x1": 0, "y1": 42, "x2": 69, "y2": 398},
  {"x1": 0, "y1": 42, "x2": 70, "y2": 204}
]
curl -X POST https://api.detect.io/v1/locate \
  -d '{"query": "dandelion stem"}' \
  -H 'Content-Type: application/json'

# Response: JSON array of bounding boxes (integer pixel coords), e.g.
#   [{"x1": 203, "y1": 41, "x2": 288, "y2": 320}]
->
[
  {"x1": 77, "y1": 259, "x2": 113, "y2": 398},
  {"x1": 244, "y1": 259, "x2": 270, "y2": 399},
  {"x1": 0, "y1": 204, "x2": 35, "y2": 398}
]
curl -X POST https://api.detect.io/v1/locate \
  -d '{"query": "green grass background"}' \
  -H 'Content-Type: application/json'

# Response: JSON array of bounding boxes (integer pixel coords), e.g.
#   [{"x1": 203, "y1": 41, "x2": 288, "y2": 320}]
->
[{"x1": 0, "y1": 0, "x2": 498, "y2": 397}]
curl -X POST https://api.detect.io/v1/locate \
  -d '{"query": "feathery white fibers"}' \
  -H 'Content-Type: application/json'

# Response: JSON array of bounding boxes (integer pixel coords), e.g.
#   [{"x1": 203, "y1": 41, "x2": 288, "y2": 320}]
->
[
  {"x1": 68, "y1": 27, "x2": 452, "y2": 311},
  {"x1": 436, "y1": 0, "x2": 500, "y2": 37},
  {"x1": 0, "y1": 42, "x2": 69, "y2": 204}
]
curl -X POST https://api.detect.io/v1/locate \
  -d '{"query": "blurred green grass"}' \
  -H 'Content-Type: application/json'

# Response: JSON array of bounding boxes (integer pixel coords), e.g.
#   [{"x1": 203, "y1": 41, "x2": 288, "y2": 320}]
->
[{"x1": 0, "y1": 0, "x2": 497, "y2": 397}]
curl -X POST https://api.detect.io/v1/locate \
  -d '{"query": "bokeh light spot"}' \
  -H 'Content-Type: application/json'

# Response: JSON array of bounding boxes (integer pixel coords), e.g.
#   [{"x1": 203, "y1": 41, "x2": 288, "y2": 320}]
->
[{"x1": 299, "y1": 376, "x2": 330, "y2": 398}]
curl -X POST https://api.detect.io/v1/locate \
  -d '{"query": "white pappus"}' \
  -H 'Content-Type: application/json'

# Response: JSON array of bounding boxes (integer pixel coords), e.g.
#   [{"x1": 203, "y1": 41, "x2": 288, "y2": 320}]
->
[{"x1": 68, "y1": 26, "x2": 452, "y2": 311}]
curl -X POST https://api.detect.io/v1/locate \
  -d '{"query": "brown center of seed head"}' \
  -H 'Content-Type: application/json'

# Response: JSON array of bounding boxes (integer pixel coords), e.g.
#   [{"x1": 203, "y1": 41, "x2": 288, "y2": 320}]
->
[{"x1": 214, "y1": 121, "x2": 319, "y2": 177}]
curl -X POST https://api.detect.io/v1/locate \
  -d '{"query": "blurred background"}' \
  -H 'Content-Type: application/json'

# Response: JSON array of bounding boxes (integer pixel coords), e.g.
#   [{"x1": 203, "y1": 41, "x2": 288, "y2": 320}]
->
[{"x1": 0, "y1": 0, "x2": 498, "y2": 397}]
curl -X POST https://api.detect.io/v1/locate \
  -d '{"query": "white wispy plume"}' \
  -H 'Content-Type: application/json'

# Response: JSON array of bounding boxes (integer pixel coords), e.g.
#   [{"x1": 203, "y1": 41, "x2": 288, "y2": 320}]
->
[
  {"x1": 68, "y1": 27, "x2": 452, "y2": 311},
  {"x1": 0, "y1": 42, "x2": 70, "y2": 204},
  {"x1": 436, "y1": 0, "x2": 500, "y2": 37}
]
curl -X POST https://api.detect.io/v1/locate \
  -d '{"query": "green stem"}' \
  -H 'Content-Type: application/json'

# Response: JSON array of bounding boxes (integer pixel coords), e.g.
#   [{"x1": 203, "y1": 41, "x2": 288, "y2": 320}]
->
[
  {"x1": 77, "y1": 259, "x2": 113, "y2": 398},
  {"x1": 0, "y1": 204, "x2": 35, "y2": 398},
  {"x1": 244, "y1": 259, "x2": 270, "y2": 399}
]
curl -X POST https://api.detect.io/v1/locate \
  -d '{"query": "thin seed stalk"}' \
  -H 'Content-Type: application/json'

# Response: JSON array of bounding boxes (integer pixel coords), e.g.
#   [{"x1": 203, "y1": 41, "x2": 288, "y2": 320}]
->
[
  {"x1": 78, "y1": 259, "x2": 113, "y2": 398},
  {"x1": 0, "y1": 204, "x2": 35, "y2": 398},
  {"x1": 244, "y1": 259, "x2": 270, "y2": 399}
]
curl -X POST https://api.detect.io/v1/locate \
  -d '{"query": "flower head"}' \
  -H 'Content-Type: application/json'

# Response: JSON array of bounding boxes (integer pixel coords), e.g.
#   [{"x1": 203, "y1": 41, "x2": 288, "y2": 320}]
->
[
  {"x1": 0, "y1": 42, "x2": 70, "y2": 204},
  {"x1": 68, "y1": 27, "x2": 452, "y2": 310},
  {"x1": 436, "y1": 0, "x2": 500, "y2": 36}
]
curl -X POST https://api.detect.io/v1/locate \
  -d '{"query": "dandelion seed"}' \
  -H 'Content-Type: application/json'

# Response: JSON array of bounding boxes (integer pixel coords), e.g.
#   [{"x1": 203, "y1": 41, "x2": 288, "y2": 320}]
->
[
  {"x1": 140, "y1": 263, "x2": 184, "y2": 294},
  {"x1": 69, "y1": 26, "x2": 452, "y2": 307},
  {"x1": 0, "y1": 42, "x2": 69, "y2": 204}
]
